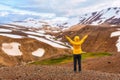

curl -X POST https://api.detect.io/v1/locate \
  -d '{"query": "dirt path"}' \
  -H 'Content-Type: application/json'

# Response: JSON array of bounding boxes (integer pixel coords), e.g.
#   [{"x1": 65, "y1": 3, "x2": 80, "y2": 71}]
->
[{"x1": 0, "y1": 65, "x2": 120, "y2": 80}]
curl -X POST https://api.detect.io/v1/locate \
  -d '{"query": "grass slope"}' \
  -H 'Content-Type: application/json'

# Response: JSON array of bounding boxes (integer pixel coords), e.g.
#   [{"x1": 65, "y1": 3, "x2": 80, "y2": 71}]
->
[{"x1": 30, "y1": 52, "x2": 112, "y2": 65}]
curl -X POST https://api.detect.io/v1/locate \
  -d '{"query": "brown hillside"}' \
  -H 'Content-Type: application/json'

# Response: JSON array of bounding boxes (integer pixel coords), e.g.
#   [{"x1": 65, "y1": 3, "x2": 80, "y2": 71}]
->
[
  {"x1": 56, "y1": 25, "x2": 118, "y2": 53},
  {"x1": 64, "y1": 24, "x2": 86, "y2": 32},
  {"x1": 0, "y1": 36, "x2": 70, "y2": 66},
  {"x1": 83, "y1": 53, "x2": 120, "y2": 73}
]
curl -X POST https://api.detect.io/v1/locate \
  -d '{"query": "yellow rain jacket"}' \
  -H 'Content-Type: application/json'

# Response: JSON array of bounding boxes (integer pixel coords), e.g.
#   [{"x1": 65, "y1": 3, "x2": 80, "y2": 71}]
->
[{"x1": 66, "y1": 35, "x2": 88, "y2": 54}]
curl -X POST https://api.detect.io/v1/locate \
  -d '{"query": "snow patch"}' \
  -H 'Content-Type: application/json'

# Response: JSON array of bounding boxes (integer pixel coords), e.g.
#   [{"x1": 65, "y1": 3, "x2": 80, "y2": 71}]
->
[
  {"x1": 111, "y1": 31, "x2": 120, "y2": 37},
  {"x1": 0, "y1": 28, "x2": 12, "y2": 32},
  {"x1": 36, "y1": 30, "x2": 45, "y2": 34},
  {"x1": 52, "y1": 31, "x2": 60, "y2": 33},
  {"x1": 111, "y1": 30, "x2": 120, "y2": 52},
  {"x1": 23, "y1": 31, "x2": 64, "y2": 45},
  {"x1": 23, "y1": 31, "x2": 55, "y2": 40},
  {"x1": 116, "y1": 37, "x2": 120, "y2": 52},
  {"x1": 2, "y1": 25, "x2": 17, "y2": 28},
  {"x1": 111, "y1": 25, "x2": 117, "y2": 27},
  {"x1": 22, "y1": 31, "x2": 45, "y2": 37},
  {"x1": 0, "y1": 33, "x2": 24, "y2": 38},
  {"x1": 2, "y1": 42, "x2": 22, "y2": 56},
  {"x1": 32, "y1": 48, "x2": 45, "y2": 57},
  {"x1": 28, "y1": 35, "x2": 67, "y2": 48}
]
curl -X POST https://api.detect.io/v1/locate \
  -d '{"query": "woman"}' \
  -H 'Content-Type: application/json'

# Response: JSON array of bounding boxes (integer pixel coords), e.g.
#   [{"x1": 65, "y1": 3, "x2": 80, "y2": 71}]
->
[{"x1": 66, "y1": 35, "x2": 88, "y2": 72}]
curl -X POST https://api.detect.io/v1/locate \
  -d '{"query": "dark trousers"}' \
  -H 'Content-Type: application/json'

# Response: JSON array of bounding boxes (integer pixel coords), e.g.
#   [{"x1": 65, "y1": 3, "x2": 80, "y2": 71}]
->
[{"x1": 73, "y1": 54, "x2": 81, "y2": 72}]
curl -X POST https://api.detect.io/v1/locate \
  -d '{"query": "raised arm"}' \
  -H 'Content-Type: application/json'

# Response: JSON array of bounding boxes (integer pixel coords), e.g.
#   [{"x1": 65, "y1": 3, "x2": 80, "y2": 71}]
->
[
  {"x1": 65, "y1": 36, "x2": 74, "y2": 44},
  {"x1": 80, "y1": 35, "x2": 88, "y2": 44}
]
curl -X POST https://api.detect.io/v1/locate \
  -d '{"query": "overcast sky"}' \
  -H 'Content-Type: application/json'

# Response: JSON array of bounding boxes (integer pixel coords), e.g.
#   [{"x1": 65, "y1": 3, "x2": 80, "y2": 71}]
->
[{"x1": 0, "y1": 0, "x2": 120, "y2": 18}]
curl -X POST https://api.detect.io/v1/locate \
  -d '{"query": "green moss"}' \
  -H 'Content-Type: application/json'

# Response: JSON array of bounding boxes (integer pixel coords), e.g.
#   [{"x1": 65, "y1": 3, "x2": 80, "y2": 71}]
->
[
  {"x1": 30, "y1": 52, "x2": 112, "y2": 65},
  {"x1": 30, "y1": 55, "x2": 73, "y2": 65},
  {"x1": 82, "y1": 52, "x2": 112, "y2": 60}
]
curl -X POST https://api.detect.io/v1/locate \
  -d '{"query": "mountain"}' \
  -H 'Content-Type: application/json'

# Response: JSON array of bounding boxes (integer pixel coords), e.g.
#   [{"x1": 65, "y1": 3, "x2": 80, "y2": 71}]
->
[
  {"x1": 9, "y1": 18, "x2": 64, "y2": 33},
  {"x1": 78, "y1": 7, "x2": 120, "y2": 25},
  {"x1": 6, "y1": 7, "x2": 120, "y2": 32},
  {"x1": 1, "y1": 7, "x2": 120, "y2": 26}
]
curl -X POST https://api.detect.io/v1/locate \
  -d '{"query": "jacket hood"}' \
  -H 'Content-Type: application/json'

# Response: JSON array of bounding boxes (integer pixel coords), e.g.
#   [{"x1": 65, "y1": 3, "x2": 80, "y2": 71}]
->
[{"x1": 74, "y1": 36, "x2": 80, "y2": 42}]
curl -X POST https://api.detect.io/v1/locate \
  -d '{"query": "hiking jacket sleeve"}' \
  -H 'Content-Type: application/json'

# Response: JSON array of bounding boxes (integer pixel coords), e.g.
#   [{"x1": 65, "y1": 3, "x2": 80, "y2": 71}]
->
[
  {"x1": 80, "y1": 35, "x2": 88, "y2": 44},
  {"x1": 66, "y1": 36, "x2": 75, "y2": 44}
]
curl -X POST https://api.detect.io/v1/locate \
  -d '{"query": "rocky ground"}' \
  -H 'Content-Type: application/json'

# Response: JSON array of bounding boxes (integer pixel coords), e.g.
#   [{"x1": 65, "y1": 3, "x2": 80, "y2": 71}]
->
[
  {"x1": 0, "y1": 65, "x2": 120, "y2": 80},
  {"x1": 83, "y1": 53, "x2": 120, "y2": 74}
]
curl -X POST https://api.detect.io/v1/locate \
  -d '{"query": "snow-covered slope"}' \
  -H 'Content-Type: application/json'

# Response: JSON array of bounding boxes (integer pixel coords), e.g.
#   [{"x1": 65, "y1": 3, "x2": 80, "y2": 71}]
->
[
  {"x1": 0, "y1": 24, "x2": 68, "y2": 49},
  {"x1": 79, "y1": 7, "x2": 120, "y2": 25},
  {"x1": 9, "y1": 18, "x2": 65, "y2": 33},
  {"x1": 11, "y1": 18, "x2": 46, "y2": 28}
]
